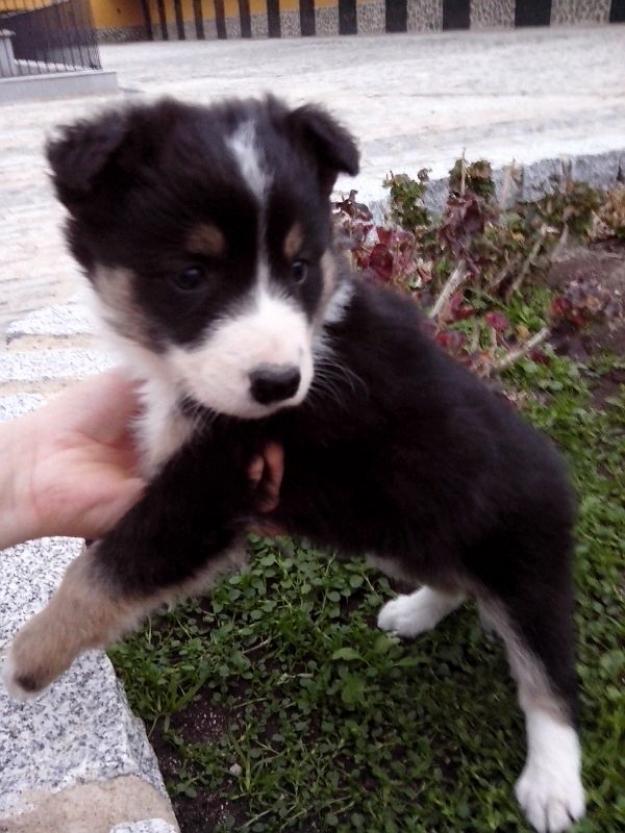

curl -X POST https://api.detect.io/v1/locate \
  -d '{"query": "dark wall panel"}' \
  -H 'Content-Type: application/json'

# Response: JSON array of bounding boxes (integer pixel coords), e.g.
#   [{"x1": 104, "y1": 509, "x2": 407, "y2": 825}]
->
[
  {"x1": 610, "y1": 0, "x2": 625, "y2": 22},
  {"x1": 156, "y1": 0, "x2": 168, "y2": 39},
  {"x1": 339, "y1": 0, "x2": 357, "y2": 33},
  {"x1": 214, "y1": 0, "x2": 227, "y2": 37},
  {"x1": 300, "y1": 0, "x2": 315, "y2": 34},
  {"x1": 515, "y1": 0, "x2": 552, "y2": 26},
  {"x1": 386, "y1": 0, "x2": 407, "y2": 32},
  {"x1": 173, "y1": 0, "x2": 185, "y2": 38},
  {"x1": 192, "y1": 0, "x2": 204, "y2": 37},
  {"x1": 239, "y1": 0, "x2": 251, "y2": 36},
  {"x1": 267, "y1": 0, "x2": 281, "y2": 36},
  {"x1": 140, "y1": 0, "x2": 154, "y2": 39},
  {"x1": 443, "y1": 0, "x2": 470, "y2": 29}
]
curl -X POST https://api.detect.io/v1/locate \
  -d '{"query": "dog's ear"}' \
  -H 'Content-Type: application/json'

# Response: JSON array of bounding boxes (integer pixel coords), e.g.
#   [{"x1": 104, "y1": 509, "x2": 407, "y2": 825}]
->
[
  {"x1": 46, "y1": 103, "x2": 175, "y2": 214},
  {"x1": 46, "y1": 110, "x2": 131, "y2": 211},
  {"x1": 287, "y1": 104, "x2": 359, "y2": 195}
]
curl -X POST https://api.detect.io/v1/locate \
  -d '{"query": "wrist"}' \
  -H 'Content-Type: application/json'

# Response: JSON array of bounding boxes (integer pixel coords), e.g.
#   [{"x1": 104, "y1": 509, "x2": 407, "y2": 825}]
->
[{"x1": 0, "y1": 416, "x2": 41, "y2": 549}]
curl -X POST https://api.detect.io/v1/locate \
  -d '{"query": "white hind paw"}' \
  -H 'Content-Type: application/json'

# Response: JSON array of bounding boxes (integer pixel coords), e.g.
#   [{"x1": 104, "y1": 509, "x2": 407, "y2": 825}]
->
[
  {"x1": 377, "y1": 588, "x2": 464, "y2": 639},
  {"x1": 516, "y1": 757, "x2": 585, "y2": 832},
  {"x1": 517, "y1": 711, "x2": 585, "y2": 832}
]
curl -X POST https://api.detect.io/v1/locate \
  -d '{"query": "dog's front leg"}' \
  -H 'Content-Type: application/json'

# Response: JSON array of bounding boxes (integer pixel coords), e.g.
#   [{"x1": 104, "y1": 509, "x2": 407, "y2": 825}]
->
[
  {"x1": 4, "y1": 541, "x2": 156, "y2": 699},
  {"x1": 3, "y1": 438, "x2": 252, "y2": 700}
]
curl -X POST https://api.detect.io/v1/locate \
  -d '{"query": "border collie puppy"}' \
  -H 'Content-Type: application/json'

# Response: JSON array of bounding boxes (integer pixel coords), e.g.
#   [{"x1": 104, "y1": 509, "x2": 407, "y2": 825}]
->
[{"x1": 4, "y1": 97, "x2": 584, "y2": 832}]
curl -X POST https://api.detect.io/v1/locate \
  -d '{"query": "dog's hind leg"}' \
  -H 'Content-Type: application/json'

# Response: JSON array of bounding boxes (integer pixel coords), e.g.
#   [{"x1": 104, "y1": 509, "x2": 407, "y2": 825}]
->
[
  {"x1": 377, "y1": 586, "x2": 466, "y2": 638},
  {"x1": 474, "y1": 528, "x2": 585, "y2": 833},
  {"x1": 480, "y1": 594, "x2": 585, "y2": 833}
]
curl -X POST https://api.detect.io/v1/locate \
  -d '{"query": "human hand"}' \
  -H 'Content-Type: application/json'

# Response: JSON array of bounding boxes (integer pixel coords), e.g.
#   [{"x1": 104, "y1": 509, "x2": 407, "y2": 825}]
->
[
  {"x1": 1, "y1": 371, "x2": 286, "y2": 549},
  {"x1": 4, "y1": 371, "x2": 146, "y2": 546},
  {"x1": 248, "y1": 441, "x2": 285, "y2": 536},
  {"x1": 248, "y1": 442, "x2": 284, "y2": 513}
]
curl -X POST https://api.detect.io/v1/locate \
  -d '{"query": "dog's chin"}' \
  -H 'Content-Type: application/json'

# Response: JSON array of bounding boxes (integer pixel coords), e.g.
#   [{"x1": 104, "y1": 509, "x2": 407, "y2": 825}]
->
[{"x1": 181, "y1": 385, "x2": 310, "y2": 422}]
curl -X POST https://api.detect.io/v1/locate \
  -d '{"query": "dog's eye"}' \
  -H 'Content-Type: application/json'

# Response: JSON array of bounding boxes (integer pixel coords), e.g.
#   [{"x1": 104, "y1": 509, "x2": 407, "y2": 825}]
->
[
  {"x1": 172, "y1": 266, "x2": 205, "y2": 292},
  {"x1": 291, "y1": 260, "x2": 308, "y2": 284}
]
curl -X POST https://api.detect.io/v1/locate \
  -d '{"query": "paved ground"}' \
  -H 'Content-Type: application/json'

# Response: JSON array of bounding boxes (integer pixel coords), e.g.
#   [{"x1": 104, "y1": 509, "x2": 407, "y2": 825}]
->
[
  {"x1": 1, "y1": 25, "x2": 625, "y2": 331},
  {"x1": 0, "y1": 24, "x2": 624, "y2": 833},
  {"x1": 0, "y1": 387, "x2": 177, "y2": 833}
]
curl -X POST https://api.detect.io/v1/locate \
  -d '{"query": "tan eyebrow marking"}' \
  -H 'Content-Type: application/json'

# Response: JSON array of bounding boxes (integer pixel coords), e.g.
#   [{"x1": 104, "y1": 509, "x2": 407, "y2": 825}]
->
[
  {"x1": 187, "y1": 223, "x2": 226, "y2": 257},
  {"x1": 284, "y1": 222, "x2": 304, "y2": 261}
]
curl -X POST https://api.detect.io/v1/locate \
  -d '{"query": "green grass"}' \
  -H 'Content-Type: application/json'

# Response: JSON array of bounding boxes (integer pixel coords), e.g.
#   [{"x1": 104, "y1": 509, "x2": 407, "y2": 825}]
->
[{"x1": 110, "y1": 353, "x2": 625, "y2": 833}]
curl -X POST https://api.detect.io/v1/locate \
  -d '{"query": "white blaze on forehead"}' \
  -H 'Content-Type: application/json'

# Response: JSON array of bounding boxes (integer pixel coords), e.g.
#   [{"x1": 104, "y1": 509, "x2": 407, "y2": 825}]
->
[
  {"x1": 167, "y1": 287, "x2": 314, "y2": 419},
  {"x1": 227, "y1": 120, "x2": 269, "y2": 201},
  {"x1": 227, "y1": 120, "x2": 271, "y2": 290},
  {"x1": 256, "y1": 257, "x2": 270, "y2": 292}
]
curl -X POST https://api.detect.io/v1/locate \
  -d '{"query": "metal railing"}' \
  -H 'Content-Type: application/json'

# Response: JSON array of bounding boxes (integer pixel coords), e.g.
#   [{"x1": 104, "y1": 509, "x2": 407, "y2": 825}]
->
[{"x1": 0, "y1": 0, "x2": 101, "y2": 78}]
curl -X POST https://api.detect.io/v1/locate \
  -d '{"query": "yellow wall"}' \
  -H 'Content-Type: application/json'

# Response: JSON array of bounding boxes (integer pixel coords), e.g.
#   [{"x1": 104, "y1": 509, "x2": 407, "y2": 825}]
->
[
  {"x1": 146, "y1": 0, "x2": 161, "y2": 27},
  {"x1": 90, "y1": 0, "x2": 144, "y2": 29},
  {"x1": 224, "y1": 0, "x2": 238, "y2": 21},
  {"x1": 181, "y1": 0, "x2": 195, "y2": 22},
  {"x1": 144, "y1": 0, "x2": 218, "y2": 26},
  {"x1": 90, "y1": 0, "x2": 357, "y2": 33}
]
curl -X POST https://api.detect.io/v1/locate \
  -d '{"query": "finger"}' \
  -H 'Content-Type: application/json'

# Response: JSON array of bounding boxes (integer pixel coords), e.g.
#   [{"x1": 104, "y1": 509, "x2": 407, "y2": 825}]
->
[
  {"x1": 248, "y1": 454, "x2": 265, "y2": 487},
  {"x1": 264, "y1": 442, "x2": 284, "y2": 495},
  {"x1": 257, "y1": 442, "x2": 284, "y2": 513}
]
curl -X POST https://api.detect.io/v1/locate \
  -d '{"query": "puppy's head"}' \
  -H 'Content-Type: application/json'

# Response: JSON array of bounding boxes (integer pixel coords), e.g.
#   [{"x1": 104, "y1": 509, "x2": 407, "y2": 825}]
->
[{"x1": 47, "y1": 97, "x2": 358, "y2": 418}]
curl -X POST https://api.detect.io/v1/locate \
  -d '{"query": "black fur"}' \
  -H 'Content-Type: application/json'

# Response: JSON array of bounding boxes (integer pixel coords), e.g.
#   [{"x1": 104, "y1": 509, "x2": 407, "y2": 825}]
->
[
  {"x1": 92, "y1": 275, "x2": 577, "y2": 719},
  {"x1": 48, "y1": 97, "x2": 578, "y2": 723}
]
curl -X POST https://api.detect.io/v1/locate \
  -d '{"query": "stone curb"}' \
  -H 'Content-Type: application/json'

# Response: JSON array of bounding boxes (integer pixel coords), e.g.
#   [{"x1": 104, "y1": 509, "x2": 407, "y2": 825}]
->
[
  {"x1": 112, "y1": 822, "x2": 178, "y2": 833},
  {"x1": 0, "y1": 69, "x2": 118, "y2": 105},
  {"x1": 356, "y1": 148, "x2": 625, "y2": 220},
  {"x1": 0, "y1": 389, "x2": 179, "y2": 833}
]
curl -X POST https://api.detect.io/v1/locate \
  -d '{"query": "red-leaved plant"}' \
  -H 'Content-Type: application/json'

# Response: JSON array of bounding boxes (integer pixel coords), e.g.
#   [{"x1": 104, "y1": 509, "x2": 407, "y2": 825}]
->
[{"x1": 333, "y1": 166, "x2": 622, "y2": 379}]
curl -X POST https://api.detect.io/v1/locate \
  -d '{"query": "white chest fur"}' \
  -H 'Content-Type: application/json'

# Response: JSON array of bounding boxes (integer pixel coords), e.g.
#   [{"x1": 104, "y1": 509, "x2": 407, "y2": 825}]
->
[{"x1": 136, "y1": 375, "x2": 195, "y2": 478}]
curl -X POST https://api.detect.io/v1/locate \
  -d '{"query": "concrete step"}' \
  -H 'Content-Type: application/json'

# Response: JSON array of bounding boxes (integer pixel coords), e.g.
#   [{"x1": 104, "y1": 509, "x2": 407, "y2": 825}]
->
[{"x1": 0, "y1": 363, "x2": 178, "y2": 833}]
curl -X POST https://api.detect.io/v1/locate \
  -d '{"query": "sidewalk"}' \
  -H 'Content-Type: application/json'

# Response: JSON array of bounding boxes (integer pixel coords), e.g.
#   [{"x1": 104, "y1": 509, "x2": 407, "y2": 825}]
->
[
  {"x1": 1, "y1": 24, "x2": 624, "y2": 833},
  {"x1": 2, "y1": 25, "x2": 624, "y2": 330}
]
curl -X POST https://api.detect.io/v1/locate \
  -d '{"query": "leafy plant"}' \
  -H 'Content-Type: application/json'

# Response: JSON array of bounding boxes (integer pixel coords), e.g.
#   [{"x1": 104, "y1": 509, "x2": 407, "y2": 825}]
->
[
  {"x1": 333, "y1": 161, "x2": 620, "y2": 378},
  {"x1": 527, "y1": 178, "x2": 603, "y2": 238},
  {"x1": 448, "y1": 158, "x2": 496, "y2": 202},
  {"x1": 383, "y1": 170, "x2": 430, "y2": 231},
  {"x1": 595, "y1": 184, "x2": 625, "y2": 240}
]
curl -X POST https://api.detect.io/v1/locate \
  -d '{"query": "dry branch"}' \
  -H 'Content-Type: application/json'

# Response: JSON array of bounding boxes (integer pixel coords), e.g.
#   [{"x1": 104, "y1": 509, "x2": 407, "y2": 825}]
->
[
  {"x1": 505, "y1": 224, "x2": 549, "y2": 298},
  {"x1": 430, "y1": 261, "x2": 468, "y2": 321},
  {"x1": 492, "y1": 326, "x2": 551, "y2": 374}
]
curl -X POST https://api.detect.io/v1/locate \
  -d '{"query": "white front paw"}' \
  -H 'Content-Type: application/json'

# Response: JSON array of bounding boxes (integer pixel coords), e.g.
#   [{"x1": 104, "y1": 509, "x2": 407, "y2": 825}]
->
[
  {"x1": 515, "y1": 760, "x2": 586, "y2": 833},
  {"x1": 377, "y1": 592, "x2": 437, "y2": 638}
]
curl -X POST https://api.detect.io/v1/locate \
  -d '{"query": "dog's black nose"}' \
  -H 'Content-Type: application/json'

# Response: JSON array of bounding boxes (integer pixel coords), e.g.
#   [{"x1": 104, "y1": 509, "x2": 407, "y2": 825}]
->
[{"x1": 249, "y1": 365, "x2": 301, "y2": 405}]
